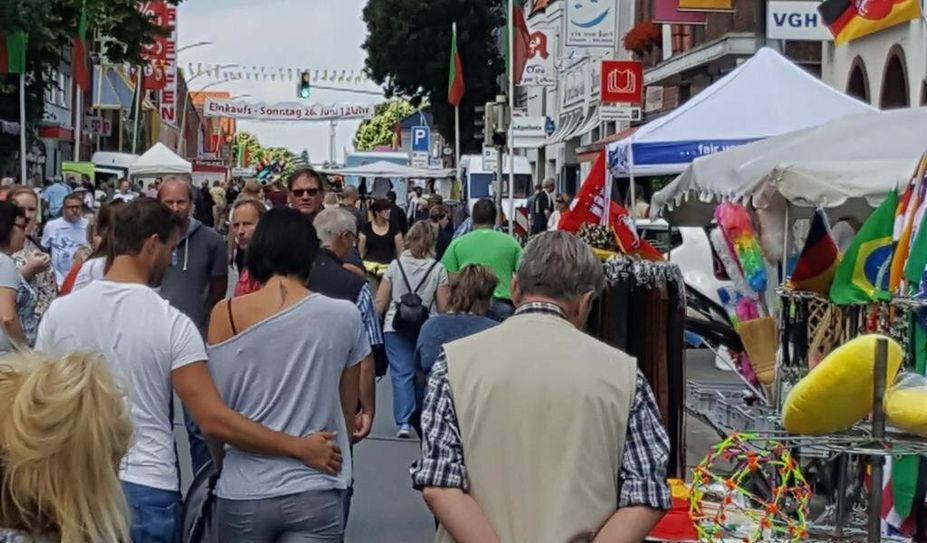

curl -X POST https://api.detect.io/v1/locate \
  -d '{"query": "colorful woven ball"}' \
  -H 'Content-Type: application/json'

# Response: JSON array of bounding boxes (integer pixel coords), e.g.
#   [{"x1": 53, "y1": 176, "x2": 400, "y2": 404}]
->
[{"x1": 688, "y1": 432, "x2": 812, "y2": 543}]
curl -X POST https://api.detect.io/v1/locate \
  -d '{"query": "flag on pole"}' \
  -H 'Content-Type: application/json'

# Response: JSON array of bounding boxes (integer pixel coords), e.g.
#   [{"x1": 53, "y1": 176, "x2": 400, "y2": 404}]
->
[
  {"x1": 558, "y1": 150, "x2": 663, "y2": 260},
  {"x1": 830, "y1": 188, "x2": 898, "y2": 304},
  {"x1": 73, "y1": 6, "x2": 90, "y2": 92},
  {"x1": 818, "y1": 0, "x2": 921, "y2": 46},
  {"x1": 508, "y1": 0, "x2": 531, "y2": 86},
  {"x1": 448, "y1": 23, "x2": 464, "y2": 107},
  {"x1": 788, "y1": 208, "x2": 840, "y2": 295},
  {"x1": 0, "y1": 32, "x2": 27, "y2": 74}
]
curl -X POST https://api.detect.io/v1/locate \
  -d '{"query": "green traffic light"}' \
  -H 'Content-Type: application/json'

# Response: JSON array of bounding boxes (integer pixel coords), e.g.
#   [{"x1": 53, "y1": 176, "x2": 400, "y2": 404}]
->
[{"x1": 299, "y1": 87, "x2": 310, "y2": 98}]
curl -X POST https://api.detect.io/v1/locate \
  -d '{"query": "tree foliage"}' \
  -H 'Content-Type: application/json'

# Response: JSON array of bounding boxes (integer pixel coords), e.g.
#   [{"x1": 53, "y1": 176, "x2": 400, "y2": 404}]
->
[
  {"x1": 353, "y1": 98, "x2": 418, "y2": 151},
  {"x1": 235, "y1": 132, "x2": 297, "y2": 179},
  {"x1": 362, "y1": 0, "x2": 504, "y2": 154},
  {"x1": 0, "y1": 0, "x2": 179, "y2": 173}
]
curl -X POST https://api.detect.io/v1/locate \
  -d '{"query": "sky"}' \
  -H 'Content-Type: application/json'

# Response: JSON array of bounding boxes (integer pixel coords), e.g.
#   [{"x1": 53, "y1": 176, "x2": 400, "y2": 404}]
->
[{"x1": 176, "y1": 0, "x2": 384, "y2": 163}]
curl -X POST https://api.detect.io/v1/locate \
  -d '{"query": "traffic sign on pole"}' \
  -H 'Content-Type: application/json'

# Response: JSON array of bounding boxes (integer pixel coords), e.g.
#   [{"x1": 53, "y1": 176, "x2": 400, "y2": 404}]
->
[{"x1": 411, "y1": 126, "x2": 431, "y2": 152}]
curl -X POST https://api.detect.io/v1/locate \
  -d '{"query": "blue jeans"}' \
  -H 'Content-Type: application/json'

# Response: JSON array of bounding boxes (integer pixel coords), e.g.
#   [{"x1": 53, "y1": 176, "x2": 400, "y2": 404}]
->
[
  {"x1": 123, "y1": 481, "x2": 182, "y2": 543},
  {"x1": 384, "y1": 332, "x2": 421, "y2": 427},
  {"x1": 487, "y1": 298, "x2": 515, "y2": 322}
]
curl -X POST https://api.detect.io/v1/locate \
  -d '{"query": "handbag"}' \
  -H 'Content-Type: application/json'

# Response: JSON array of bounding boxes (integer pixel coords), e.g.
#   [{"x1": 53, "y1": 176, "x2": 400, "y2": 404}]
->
[{"x1": 392, "y1": 259, "x2": 439, "y2": 339}]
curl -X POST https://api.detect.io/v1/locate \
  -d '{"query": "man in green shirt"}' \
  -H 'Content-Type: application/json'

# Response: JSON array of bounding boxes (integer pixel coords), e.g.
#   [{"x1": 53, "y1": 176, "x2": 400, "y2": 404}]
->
[{"x1": 442, "y1": 199, "x2": 523, "y2": 321}]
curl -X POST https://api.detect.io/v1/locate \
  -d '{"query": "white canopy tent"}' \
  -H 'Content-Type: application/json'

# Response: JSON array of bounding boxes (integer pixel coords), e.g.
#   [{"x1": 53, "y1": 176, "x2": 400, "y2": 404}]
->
[
  {"x1": 652, "y1": 107, "x2": 927, "y2": 225},
  {"x1": 129, "y1": 142, "x2": 193, "y2": 177},
  {"x1": 322, "y1": 161, "x2": 454, "y2": 179},
  {"x1": 606, "y1": 48, "x2": 876, "y2": 177}
]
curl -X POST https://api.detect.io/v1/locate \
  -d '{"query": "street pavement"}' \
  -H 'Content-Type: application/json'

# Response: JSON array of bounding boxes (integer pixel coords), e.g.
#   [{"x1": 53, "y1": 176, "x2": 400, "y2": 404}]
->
[{"x1": 174, "y1": 347, "x2": 741, "y2": 542}]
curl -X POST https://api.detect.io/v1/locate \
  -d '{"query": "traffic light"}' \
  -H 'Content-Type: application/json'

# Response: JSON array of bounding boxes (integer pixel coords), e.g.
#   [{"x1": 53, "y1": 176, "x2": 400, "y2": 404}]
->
[
  {"x1": 474, "y1": 105, "x2": 486, "y2": 142},
  {"x1": 297, "y1": 71, "x2": 311, "y2": 99}
]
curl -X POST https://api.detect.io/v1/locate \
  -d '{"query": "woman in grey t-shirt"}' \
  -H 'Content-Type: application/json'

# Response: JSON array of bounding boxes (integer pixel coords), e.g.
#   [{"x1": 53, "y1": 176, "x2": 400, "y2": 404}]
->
[
  {"x1": 0, "y1": 202, "x2": 35, "y2": 352},
  {"x1": 208, "y1": 209, "x2": 367, "y2": 541},
  {"x1": 375, "y1": 221, "x2": 449, "y2": 438}
]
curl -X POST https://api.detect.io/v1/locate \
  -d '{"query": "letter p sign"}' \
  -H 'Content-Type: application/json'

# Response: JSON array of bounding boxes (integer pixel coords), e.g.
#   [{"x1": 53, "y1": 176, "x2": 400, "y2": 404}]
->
[{"x1": 412, "y1": 126, "x2": 431, "y2": 152}]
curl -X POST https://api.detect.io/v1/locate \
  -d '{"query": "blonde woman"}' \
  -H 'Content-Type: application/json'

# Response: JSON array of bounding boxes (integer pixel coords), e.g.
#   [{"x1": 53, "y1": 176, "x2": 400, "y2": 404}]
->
[
  {"x1": 0, "y1": 351, "x2": 133, "y2": 543},
  {"x1": 375, "y1": 221, "x2": 448, "y2": 438}
]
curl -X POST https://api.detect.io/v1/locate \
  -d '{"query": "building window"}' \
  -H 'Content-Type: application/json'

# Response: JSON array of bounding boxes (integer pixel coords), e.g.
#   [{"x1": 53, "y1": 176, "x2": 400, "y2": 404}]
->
[
  {"x1": 846, "y1": 57, "x2": 869, "y2": 103},
  {"x1": 880, "y1": 47, "x2": 909, "y2": 109}
]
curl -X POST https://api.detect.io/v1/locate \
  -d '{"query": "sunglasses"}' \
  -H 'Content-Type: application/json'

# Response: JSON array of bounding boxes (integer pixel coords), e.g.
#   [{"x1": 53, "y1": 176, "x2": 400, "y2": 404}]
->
[{"x1": 292, "y1": 188, "x2": 320, "y2": 198}]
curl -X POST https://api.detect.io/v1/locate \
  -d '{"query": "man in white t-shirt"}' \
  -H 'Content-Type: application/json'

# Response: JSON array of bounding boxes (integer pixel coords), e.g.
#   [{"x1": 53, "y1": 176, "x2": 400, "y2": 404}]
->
[
  {"x1": 35, "y1": 198, "x2": 344, "y2": 543},
  {"x1": 111, "y1": 178, "x2": 137, "y2": 203},
  {"x1": 41, "y1": 192, "x2": 89, "y2": 286}
]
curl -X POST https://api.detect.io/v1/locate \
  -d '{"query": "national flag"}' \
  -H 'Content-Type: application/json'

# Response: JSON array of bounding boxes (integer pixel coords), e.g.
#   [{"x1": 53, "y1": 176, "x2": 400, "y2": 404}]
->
[
  {"x1": 448, "y1": 24, "x2": 464, "y2": 107},
  {"x1": 880, "y1": 456, "x2": 919, "y2": 536},
  {"x1": 818, "y1": 0, "x2": 921, "y2": 46},
  {"x1": 889, "y1": 165, "x2": 925, "y2": 293},
  {"x1": 73, "y1": 5, "x2": 91, "y2": 92},
  {"x1": 902, "y1": 157, "x2": 927, "y2": 286},
  {"x1": 788, "y1": 209, "x2": 840, "y2": 295},
  {"x1": 558, "y1": 150, "x2": 663, "y2": 261},
  {"x1": 0, "y1": 32, "x2": 26, "y2": 74},
  {"x1": 508, "y1": 0, "x2": 531, "y2": 86},
  {"x1": 830, "y1": 188, "x2": 898, "y2": 304}
]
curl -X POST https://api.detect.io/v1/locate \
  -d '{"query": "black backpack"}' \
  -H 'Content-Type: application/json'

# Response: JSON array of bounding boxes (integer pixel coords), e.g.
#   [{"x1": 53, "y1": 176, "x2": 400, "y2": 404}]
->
[{"x1": 392, "y1": 259, "x2": 439, "y2": 339}]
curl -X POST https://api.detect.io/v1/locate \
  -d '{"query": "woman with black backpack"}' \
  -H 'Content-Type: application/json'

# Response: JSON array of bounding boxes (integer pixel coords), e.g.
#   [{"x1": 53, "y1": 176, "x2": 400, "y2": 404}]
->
[{"x1": 375, "y1": 221, "x2": 449, "y2": 438}]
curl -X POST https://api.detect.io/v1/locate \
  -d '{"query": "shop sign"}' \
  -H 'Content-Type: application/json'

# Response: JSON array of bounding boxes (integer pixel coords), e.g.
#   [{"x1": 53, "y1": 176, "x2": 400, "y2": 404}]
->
[
  {"x1": 565, "y1": 0, "x2": 617, "y2": 48},
  {"x1": 520, "y1": 26, "x2": 556, "y2": 87},
  {"x1": 83, "y1": 116, "x2": 112, "y2": 136},
  {"x1": 601, "y1": 60, "x2": 643, "y2": 104},
  {"x1": 767, "y1": 1, "x2": 830, "y2": 40}
]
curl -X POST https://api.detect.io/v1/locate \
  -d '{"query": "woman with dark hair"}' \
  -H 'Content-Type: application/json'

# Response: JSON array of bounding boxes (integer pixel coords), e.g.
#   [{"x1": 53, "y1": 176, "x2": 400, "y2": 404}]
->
[
  {"x1": 207, "y1": 208, "x2": 367, "y2": 541},
  {"x1": 64, "y1": 200, "x2": 125, "y2": 294},
  {"x1": 359, "y1": 198, "x2": 403, "y2": 264},
  {"x1": 0, "y1": 201, "x2": 34, "y2": 352}
]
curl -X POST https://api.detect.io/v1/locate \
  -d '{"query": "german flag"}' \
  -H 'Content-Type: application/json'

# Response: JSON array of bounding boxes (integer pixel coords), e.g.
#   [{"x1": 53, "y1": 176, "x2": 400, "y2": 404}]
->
[
  {"x1": 789, "y1": 209, "x2": 840, "y2": 295},
  {"x1": 819, "y1": 0, "x2": 921, "y2": 46}
]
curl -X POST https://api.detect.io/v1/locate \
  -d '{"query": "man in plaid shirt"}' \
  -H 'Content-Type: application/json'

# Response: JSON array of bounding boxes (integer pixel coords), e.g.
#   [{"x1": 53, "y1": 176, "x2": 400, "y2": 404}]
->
[{"x1": 411, "y1": 231, "x2": 671, "y2": 543}]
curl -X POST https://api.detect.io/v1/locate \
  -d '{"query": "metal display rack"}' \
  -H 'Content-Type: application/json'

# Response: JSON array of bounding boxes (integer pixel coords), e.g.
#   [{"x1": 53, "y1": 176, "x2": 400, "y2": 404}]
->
[{"x1": 684, "y1": 288, "x2": 927, "y2": 542}]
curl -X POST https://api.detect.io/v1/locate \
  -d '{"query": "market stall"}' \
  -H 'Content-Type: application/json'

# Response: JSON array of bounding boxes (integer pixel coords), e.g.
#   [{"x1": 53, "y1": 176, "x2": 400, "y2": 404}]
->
[
  {"x1": 128, "y1": 142, "x2": 193, "y2": 183},
  {"x1": 652, "y1": 107, "x2": 927, "y2": 227},
  {"x1": 606, "y1": 48, "x2": 875, "y2": 179}
]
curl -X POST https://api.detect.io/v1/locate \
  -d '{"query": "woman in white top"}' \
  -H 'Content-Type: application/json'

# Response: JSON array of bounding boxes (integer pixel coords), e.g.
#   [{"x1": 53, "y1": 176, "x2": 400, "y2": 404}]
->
[
  {"x1": 375, "y1": 221, "x2": 449, "y2": 438},
  {"x1": 547, "y1": 193, "x2": 570, "y2": 231}
]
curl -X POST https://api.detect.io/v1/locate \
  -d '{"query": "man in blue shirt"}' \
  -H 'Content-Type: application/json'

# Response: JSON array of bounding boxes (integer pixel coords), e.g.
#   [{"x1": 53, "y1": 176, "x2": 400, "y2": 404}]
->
[{"x1": 42, "y1": 178, "x2": 72, "y2": 219}]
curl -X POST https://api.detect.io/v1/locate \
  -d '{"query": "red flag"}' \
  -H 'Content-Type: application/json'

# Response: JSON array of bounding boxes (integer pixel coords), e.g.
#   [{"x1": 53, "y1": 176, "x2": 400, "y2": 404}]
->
[
  {"x1": 511, "y1": 1, "x2": 531, "y2": 85},
  {"x1": 72, "y1": 6, "x2": 90, "y2": 92},
  {"x1": 559, "y1": 150, "x2": 663, "y2": 260},
  {"x1": 448, "y1": 24, "x2": 464, "y2": 107}
]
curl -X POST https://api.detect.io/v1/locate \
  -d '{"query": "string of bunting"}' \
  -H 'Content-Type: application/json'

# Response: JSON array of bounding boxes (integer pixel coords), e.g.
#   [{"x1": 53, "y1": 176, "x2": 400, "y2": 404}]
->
[{"x1": 184, "y1": 63, "x2": 370, "y2": 84}]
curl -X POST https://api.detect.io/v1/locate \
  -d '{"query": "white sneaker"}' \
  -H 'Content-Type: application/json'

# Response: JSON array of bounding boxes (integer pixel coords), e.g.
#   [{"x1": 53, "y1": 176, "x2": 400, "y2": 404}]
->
[{"x1": 397, "y1": 424, "x2": 412, "y2": 438}]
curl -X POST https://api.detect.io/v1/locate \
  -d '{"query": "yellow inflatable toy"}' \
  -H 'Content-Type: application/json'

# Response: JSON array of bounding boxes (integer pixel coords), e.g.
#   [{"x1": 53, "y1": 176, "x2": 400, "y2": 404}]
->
[
  {"x1": 884, "y1": 373, "x2": 927, "y2": 438},
  {"x1": 782, "y1": 334, "x2": 903, "y2": 435}
]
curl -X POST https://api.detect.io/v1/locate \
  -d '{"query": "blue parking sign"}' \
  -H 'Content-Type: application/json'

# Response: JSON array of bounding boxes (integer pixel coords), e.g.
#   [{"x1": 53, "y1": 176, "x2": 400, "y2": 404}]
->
[{"x1": 411, "y1": 126, "x2": 430, "y2": 152}]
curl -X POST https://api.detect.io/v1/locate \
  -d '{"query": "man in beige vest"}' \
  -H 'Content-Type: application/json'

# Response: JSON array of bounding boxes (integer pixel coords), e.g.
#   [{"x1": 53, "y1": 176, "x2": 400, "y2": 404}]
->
[{"x1": 411, "y1": 231, "x2": 671, "y2": 543}]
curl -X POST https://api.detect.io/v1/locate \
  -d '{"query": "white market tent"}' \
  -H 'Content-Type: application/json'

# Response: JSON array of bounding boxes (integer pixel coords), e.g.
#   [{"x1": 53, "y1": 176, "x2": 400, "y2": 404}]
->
[
  {"x1": 606, "y1": 47, "x2": 876, "y2": 177},
  {"x1": 322, "y1": 160, "x2": 454, "y2": 179},
  {"x1": 651, "y1": 107, "x2": 927, "y2": 225},
  {"x1": 128, "y1": 142, "x2": 193, "y2": 177}
]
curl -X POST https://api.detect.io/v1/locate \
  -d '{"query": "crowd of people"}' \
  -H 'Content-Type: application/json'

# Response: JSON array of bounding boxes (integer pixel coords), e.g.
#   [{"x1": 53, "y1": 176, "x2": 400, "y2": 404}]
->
[{"x1": 0, "y1": 167, "x2": 670, "y2": 543}]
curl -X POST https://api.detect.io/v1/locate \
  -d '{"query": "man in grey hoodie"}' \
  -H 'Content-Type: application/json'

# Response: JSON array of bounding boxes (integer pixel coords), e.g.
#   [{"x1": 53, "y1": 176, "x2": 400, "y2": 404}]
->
[{"x1": 158, "y1": 177, "x2": 228, "y2": 474}]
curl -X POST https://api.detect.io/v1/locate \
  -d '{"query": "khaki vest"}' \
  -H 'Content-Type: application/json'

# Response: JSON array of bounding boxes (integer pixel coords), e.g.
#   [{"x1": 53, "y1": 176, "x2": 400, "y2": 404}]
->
[{"x1": 437, "y1": 313, "x2": 637, "y2": 543}]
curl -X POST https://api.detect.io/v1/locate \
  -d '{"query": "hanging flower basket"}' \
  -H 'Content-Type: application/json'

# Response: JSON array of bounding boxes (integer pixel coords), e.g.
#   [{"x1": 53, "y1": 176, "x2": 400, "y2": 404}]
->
[{"x1": 623, "y1": 21, "x2": 662, "y2": 57}]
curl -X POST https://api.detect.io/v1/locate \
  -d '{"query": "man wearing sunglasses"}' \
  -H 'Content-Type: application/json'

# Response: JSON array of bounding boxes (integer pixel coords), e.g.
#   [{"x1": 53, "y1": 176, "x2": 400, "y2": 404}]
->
[{"x1": 288, "y1": 168, "x2": 327, "y2": 222}]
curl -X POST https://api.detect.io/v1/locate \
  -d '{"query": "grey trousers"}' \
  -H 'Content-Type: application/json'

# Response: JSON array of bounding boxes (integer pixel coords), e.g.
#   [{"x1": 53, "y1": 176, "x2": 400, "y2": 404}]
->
[{"x1": 214, "y1": 488, "x2": 345, "y2": 543}]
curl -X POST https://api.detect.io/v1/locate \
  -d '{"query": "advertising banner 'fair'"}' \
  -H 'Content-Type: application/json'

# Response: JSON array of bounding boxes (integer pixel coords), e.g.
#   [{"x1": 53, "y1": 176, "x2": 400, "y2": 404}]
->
[
  {"x1": 202, "y1": 99, "x2": 375, "y2": 121},
  {"x1": 565, "y1": 0, "x2": 617, "y2": 48}
]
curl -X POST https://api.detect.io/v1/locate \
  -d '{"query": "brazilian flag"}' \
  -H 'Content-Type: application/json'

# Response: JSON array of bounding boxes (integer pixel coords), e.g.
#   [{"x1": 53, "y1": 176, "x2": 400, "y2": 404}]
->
[{"x1": 830, "y1": 188, "x2": 898, "y2": 304}]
